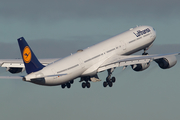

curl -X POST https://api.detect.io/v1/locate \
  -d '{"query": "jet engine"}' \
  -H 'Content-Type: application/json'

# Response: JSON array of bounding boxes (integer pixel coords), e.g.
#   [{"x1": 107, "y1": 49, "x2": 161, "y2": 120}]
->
[
  {"x1": 155, "y1": 55, "x2": 177, "y2": 69},
  {"x1": 131, "y1": 63, "x2": 150, "y2": 72},
  {"x1": 7, "y1": 67, "x2": 25, "y2": 74}
]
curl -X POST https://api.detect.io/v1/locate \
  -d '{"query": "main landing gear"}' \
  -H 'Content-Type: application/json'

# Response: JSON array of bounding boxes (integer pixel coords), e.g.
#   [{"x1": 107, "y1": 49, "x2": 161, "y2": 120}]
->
[
  {"x1": 103, "y1": 68, "x2": 116, "y2": 88},
  {"x1": 82, "y1": 81, "x2": 91, "y2": 88},
  {"x1": 103, "y1": 77, "x2": 116, "y2": 87},
  {"x1": 61, "y1": 80, "x2": 74, "y2": 89},
  {"x1": 80, "y1": 76, "x2": 91, "y2": 88}
]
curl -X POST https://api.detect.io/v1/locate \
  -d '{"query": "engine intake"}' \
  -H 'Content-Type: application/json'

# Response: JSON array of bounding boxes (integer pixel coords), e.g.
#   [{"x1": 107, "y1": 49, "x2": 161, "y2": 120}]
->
[
  {"x1": 155, "y1": 55, "x2": 177, "y2": 69},
  {"x1": 131, "y1": 63, "x2": 150, "y2": 72},
  {"x1": 7, "y1": 67, "x2": 24, "y2": 74}
]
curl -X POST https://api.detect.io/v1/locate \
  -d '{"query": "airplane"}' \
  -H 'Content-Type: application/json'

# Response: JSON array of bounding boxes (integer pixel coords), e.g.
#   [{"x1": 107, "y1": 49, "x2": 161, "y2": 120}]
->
[{"x1": 0, "y1": 25, "x2": 179, "y2": 89}]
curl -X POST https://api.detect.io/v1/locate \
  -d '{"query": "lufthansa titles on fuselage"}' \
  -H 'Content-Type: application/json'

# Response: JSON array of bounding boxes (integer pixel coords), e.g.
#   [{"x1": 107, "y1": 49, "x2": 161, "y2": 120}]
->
[{"x1": 133, "y1": 28, "x2": 151, "y2": 37}]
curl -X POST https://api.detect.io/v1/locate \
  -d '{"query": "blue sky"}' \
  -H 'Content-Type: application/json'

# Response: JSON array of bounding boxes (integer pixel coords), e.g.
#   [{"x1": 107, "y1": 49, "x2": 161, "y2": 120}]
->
[{"x1": 0, "y1": 0, "x2": 180, "y2": 120}]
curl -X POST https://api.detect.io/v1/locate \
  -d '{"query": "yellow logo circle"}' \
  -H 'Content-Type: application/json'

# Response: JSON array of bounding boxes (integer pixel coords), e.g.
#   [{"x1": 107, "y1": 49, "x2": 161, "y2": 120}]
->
[{"x1": 23, "y1": 46, "x2": 31, "y2": 63}]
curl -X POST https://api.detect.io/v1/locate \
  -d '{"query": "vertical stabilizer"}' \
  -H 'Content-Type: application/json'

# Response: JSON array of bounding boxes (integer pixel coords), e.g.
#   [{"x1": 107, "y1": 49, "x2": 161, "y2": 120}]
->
[{"x1": 18, "y1": 37, "x2": 44, "y2": 74}]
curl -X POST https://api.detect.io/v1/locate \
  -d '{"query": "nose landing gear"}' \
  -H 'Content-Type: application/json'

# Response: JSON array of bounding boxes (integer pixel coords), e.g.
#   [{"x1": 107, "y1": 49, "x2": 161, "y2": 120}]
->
[{"x1": 142, "y1": 44, "x2": 152, "y2": 55}]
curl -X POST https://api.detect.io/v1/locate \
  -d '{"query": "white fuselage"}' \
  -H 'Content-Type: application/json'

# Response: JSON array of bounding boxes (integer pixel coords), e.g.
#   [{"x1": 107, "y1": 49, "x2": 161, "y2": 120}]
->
[{"x1": 25, "y1": 26, "x2": 156, "y2": 86}]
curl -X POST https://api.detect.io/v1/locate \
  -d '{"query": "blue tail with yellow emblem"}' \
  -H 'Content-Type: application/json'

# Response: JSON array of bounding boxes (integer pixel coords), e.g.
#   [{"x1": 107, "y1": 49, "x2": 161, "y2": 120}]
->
[{"x1": 18, "y1": 37, "x2": 44, "y2": 74}]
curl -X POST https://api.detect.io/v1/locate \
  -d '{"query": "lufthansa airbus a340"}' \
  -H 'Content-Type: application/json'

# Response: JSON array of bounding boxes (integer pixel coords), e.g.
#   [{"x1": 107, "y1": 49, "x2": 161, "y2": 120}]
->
[{"x1": 0, "y1": 25, "x2": 179, "y2": 88}]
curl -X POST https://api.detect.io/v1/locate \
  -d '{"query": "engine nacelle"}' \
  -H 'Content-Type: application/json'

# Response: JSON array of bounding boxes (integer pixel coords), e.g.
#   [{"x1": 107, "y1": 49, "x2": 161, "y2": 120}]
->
[
  {"x1": 155, "y1": 55, "x2": 177, "y2": 69},
  {"x1": 131, "y1": 63, "x2": 150, "y2": 72},
  {"x1": 7, "y1": 67, "x2": 25, "y2": 74}
]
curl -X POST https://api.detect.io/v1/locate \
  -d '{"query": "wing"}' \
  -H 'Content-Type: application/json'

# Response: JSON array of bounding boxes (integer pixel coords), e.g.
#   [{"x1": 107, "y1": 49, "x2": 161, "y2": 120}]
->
[
  {"x1": 98, "y1": 52, "x2": 180, "y2": 72},
  {"x1": 0, "y1": 58, "x2": 59, "y2": 73}
]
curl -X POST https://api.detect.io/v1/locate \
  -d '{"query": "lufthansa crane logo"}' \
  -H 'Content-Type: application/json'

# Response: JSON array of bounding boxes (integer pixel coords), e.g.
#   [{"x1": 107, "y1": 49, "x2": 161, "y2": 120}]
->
[{"x1": 23, "y1": 46, "x2": 31, "y2": 63}]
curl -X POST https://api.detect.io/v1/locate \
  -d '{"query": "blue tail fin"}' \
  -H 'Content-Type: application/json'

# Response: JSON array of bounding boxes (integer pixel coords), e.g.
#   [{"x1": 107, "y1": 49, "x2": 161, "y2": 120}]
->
[{"x1": 17, "y1": 37, "x2": 44, "y2": 74}]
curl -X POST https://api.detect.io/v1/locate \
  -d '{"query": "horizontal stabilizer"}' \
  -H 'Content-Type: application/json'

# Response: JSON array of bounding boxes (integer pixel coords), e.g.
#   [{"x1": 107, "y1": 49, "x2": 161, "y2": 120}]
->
[{"x1": 0, "y1": 76, "x2": 23, "y2": 79}]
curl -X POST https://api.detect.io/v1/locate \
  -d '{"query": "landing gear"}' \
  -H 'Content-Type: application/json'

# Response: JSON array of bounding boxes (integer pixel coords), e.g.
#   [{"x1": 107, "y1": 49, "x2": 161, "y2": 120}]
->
[
  {"x1": 61, "y1": 80, "x2": 74, "y2": 89},
  {"x1": 82, "y1": 82, "x2": 86, "y2": 88},
  {"x1": 80, "y1": 76, "x2": 91, "y2": 89},
  {"x1": 103, "y1": 81, "x2": 108, "y2": 87},
  {"x1": 70, "y1": 80, "x2": 74, "y2": 84},
  {"x1": 108, "y1": 81, "x2": 113, "y2": 87},
  {"x1": 66, "y1": 83, "x2": 71, "y2": 88},
  {"x1": 86, "y1": 82, "x2": 91, "y2": 88},
  {"x1": 103, "y1": 77, "x2": 115, "y2": 87},
  {"x1": 142, "y1": 52, "x2": 148, "y2": 55},
  {"x1": 142, "y1": 46, "x2": 151, "y2": 55},
  {"x1": 103, "y1": 68, "x2": 116, "y2": 88},
  {"x1": 111, "y1": 77, "x2": 116, "y2": 83},
  {"x1": 82, "y1": 82, "x2": 91, "y2": 88},
  {"x1": 61, "y1": 84, "x2": 66, "y2": 89}
]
